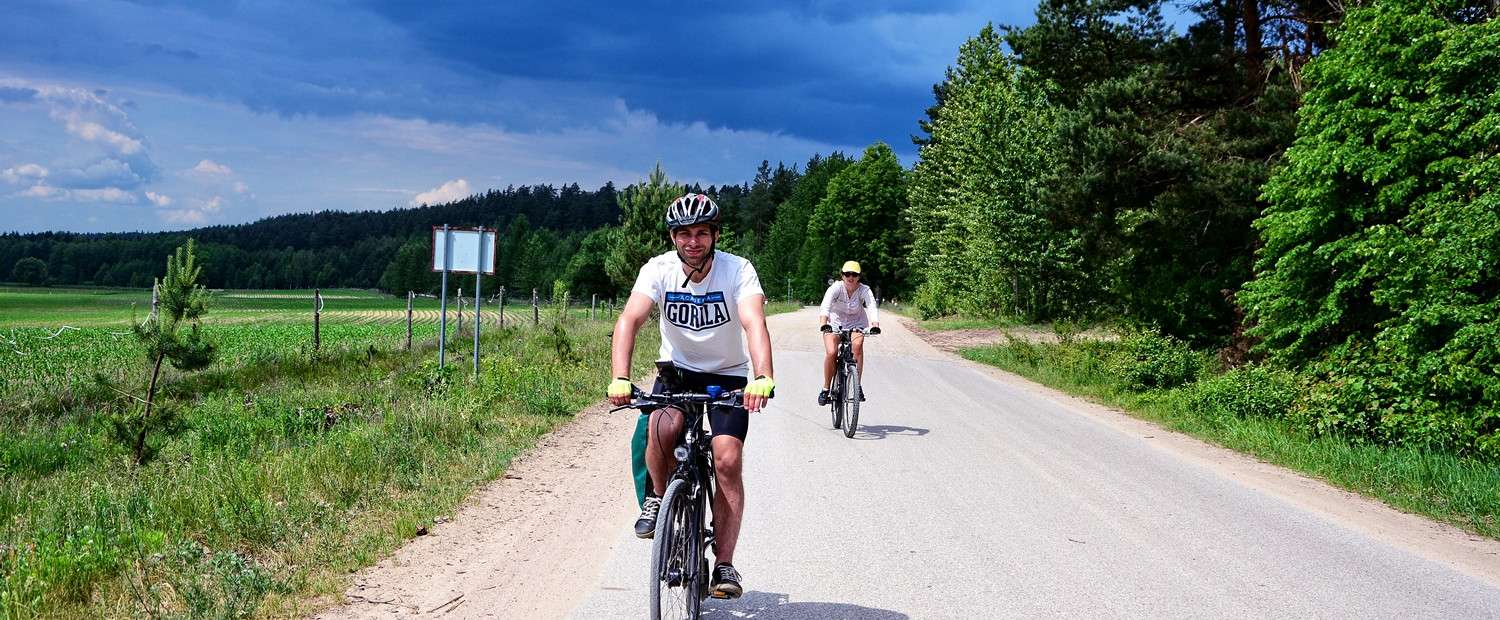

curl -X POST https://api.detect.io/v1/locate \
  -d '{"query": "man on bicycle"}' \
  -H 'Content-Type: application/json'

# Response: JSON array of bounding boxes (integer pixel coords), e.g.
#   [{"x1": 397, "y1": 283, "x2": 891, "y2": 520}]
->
[
  {"x1": 606, "y1": 192, "x2": 775, "y2": 600},
  {"x1": 817, "y1": 260, "x2": 880, "y2": 405}
]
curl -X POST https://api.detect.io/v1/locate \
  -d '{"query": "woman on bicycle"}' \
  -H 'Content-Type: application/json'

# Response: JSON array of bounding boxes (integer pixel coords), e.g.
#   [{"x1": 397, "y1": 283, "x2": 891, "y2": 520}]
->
[{"x1": 817, "y1": 260, "x2": 880, "y2": 405}]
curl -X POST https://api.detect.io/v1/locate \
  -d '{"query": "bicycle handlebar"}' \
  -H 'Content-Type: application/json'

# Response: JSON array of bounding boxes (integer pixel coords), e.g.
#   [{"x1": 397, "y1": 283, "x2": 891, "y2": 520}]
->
[{"x1": 610, "y1": 386, "x2": 745, "y2": 412}]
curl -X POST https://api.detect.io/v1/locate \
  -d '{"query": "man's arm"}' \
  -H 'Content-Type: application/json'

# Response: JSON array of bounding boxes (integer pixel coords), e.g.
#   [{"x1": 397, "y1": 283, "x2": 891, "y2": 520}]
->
[
  {"x1": 609, "y1": 292, "x2": 655, "y2": 405},
  {"x1": 738, "y1": 293, "x2": 774, "y2": 412}
]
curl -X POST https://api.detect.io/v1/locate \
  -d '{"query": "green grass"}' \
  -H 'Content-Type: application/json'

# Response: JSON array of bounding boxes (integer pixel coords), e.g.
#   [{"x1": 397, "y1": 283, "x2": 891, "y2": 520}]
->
[
  {"x1": 763, "y1": 300, "x2": 803, "y2": 316},
  {"x1": 0, "y1": 287, "x2": 657, "y2": 618},
  {"x1": 962, "y1": 340, "x2": 1500, "y2": 539},
  {"x1": 916, "y1": 315, "x2": 1021, "y2": 331}
]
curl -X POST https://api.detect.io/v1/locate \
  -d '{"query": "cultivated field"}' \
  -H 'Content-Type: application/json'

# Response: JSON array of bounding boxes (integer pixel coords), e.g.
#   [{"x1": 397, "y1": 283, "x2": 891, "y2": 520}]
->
[{"x1": 0, "y1": 287, "x2": 619, "y2": 413}]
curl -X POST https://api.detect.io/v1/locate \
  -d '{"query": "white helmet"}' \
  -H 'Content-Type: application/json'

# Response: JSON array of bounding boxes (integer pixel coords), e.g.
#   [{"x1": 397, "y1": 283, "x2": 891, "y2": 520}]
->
[{"x1": 665, "y1": 193, "x2": 721, "y2": 230}]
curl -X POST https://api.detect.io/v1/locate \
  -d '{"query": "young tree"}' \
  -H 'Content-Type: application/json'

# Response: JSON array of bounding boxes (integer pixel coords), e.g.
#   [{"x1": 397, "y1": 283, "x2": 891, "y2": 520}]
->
[
  {"x1": 11, "y1": 256, "x2": 47, "y2": 286},
  {"x1": 130, "y1": 239, "x2": 215, "y2": 464},
  {"x1": 762, "y1": 153, "x2": 853, "y2": 300},
  {"x1": 605, "y1": 164, "x2": 683, "y2": 291},
  {"x1": 802, "y1": 143, "x2": 913, "y2": 299},
  {"x1": 908, "y1": 25, "x2": 1081, "y2": 321}
]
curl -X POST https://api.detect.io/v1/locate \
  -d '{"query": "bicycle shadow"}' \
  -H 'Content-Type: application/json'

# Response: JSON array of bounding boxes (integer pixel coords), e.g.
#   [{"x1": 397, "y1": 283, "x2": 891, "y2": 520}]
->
[
  {"x1": 847, "y1": 424, "x2": 930, "y2": 440},
  {"x1": 702, "y1": 590, "x2": 909, "y2": 619}
]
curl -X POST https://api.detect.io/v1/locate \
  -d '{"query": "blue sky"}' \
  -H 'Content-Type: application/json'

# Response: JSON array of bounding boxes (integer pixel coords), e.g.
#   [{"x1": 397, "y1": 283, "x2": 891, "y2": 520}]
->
[{"x1": 0, "y1": 1, "x2": 1185, "y2": 234}]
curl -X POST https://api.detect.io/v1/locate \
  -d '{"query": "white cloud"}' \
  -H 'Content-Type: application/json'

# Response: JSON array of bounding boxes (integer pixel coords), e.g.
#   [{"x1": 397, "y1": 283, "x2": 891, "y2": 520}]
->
[
  {"x1": 19, "y1": 184, "x2": 60, "y2": 198},
  {"x1": 70, "y1": 187, "x2": 137, "y2": 203},
  {"x1": 410, "y1": 178, "x2": 472, "y2": 206},
  {"x1": 1, "y1": 163, "x2": 49, "y2": 184},
  {"x1": 146, "y1": 191, "x2": 173, "y2": 206},
  {"x1": 158, "y1": 196, "x2": 224, "y2": 225},
  {"x1": 193, "y1": 159, "x2": 233, "y2": 175},
  {"x1": 233, "y1": 181, "x2": 249, "y2": 194},
  {"x1": 65, "y1": 119, "x2": 144, "y2": 154}
]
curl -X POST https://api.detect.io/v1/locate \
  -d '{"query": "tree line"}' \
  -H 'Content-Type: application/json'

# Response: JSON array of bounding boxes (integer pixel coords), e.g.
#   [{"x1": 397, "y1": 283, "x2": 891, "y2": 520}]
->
[{"x1": 906, "y1": 0, "x2": 1499, "y2": 459}]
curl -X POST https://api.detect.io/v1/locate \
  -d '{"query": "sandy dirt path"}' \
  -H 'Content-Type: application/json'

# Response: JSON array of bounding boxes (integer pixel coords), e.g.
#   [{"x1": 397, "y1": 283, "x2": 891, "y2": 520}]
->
[{"x1": 318, "y1": 308, "x2": 1500, "y2": 619}]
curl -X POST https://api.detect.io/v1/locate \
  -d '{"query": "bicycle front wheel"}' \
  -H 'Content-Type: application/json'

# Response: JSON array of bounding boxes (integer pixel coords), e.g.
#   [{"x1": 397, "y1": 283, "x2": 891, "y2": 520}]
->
[
  {"x1": 830, "y1": 371, "x2": 844, "y2": 429},
  {"x1": 842, "y1": 361, "x2": 860, "y2": 438},
  {"x1": 650, "y1": 478, "x2": 702, "y2": 619}
]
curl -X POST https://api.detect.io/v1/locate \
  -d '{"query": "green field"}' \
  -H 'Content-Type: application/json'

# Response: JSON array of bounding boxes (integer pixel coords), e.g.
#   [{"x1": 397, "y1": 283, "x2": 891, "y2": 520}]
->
[{"x1": 0, "y1": 286, "x2": 653, "y2": 618}]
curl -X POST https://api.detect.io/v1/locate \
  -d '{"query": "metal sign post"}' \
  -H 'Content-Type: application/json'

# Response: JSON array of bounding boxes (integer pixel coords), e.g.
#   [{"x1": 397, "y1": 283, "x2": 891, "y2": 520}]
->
[
  {"x1": 473, "y1": 231, "x2": 483, "y2": 378},
  {"x1": 430, "y1": 225, "x2": 496, "y2": 372},
  {"x1": 438, "y1": 224, "x2": 450, "y2": 368}
]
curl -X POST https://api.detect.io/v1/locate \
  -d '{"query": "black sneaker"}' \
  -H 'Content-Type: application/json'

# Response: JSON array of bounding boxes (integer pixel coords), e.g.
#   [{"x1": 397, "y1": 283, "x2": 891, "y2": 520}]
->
[
  {"x1": 817, "y1": 389, "x2": 830, "y2": 406},
  {"x1": 710, "y1": 563, "x2": 742, "y2": 599},
  {"x1": 858, "y1": 386, "x2": 866, "y2": 402},
  {"x1": 634, "y1": 496, "x2": 661, "y2": 539}
]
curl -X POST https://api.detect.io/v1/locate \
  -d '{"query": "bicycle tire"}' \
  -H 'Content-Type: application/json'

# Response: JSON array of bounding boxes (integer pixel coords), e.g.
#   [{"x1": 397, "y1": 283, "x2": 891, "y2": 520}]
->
[
  {"x1": 650, "y1": 478, "x2": 701, "y2": 619},
  {"x1": 842, "y1": 360, "x2": 860, "y2": 438},
  {"x1": 829, "y1": 370, "x2": 844, "y2": 429}
]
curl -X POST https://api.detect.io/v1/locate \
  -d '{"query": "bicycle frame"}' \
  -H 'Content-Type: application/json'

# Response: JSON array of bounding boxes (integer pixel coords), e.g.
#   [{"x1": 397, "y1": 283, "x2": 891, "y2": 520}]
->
[{"x1": 616, "y1": 387, "x2": 743, "y2": 616}]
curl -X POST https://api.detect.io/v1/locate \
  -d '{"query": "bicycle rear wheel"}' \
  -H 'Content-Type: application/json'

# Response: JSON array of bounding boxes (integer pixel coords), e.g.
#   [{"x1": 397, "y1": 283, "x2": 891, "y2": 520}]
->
[
  {"x1": 650, "y1": 478, "x2": 702, "y2": 619},
  {"x1": 842, "y1": 361, "x2": 860, "y2": 438}
]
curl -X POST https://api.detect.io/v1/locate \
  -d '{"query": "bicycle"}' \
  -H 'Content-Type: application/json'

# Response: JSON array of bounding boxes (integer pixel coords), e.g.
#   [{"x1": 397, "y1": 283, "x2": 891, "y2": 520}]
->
[
  {"x1": 825, "y1": 327, "x2": 875, "y2": 438},
  {"x1": 612, "y1": 377, "x2": 744, "y2": 620}
]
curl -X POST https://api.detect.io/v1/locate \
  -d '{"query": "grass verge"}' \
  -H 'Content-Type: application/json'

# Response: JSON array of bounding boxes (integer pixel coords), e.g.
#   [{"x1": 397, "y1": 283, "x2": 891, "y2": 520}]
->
[
  {"x1": 0, "y1": 318, "x2": 658, "y2": 618},
  {"x1": 961, "y1": 339, "x2": 1500, "y2": 540}
]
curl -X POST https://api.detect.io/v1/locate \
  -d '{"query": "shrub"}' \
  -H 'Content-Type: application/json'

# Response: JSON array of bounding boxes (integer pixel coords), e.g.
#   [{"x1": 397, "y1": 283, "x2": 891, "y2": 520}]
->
[
  {"x1": 1109, "y1": 328, "x2": 1202, "y2": 391},
  {"x1": 1185, "y1": 365, "x2": 1300, "y2": 422}
]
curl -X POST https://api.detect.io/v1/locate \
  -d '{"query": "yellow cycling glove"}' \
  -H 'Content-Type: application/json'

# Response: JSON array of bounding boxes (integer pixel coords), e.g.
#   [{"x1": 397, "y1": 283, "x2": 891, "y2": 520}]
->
[
  {"x1": 607, "y1": 377, "x2": 633, "y2": 399},
  {"x1": 745, "y1": 376, "x2": 776, "y2": 398}
]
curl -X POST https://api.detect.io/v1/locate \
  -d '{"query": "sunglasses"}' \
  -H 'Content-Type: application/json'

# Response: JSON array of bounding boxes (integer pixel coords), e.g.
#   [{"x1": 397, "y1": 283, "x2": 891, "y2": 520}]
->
[{"x1": 841, "y1": 272, "x2": 860, "y2": 277}]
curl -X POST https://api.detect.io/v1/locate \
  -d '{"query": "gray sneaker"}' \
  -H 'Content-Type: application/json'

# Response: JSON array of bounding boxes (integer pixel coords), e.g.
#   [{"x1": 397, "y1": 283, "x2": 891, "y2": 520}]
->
[{"x1": 634, "y1": 496, "x2": 661, "y2": 539}]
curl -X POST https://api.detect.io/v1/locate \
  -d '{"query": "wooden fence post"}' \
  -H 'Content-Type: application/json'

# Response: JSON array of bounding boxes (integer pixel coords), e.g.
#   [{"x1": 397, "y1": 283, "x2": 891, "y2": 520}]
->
[
  {"x1": 405, "y1": 291, "x2": 413, "y2": 351},
  {"x1": 591, "y1": 294, "x2": 597, "y2": 321},
  {"x1": 532, "y1": 289, "x2": 539, "y2": 326},
  {"x1": 313, "y1": 288, "x2": 322, "y2": 355},
  {"x1": 498, "y1": 286, "x2": 505, "y2": 329}
]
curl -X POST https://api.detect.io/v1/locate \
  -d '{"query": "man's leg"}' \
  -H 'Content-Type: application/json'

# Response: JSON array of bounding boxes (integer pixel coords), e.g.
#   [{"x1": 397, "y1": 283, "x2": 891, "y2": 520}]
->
[
  {"x1": 646, "y1": 407, "x2": 685, "y2": 496},
  {"x1": 710, "y1": 434, "x2": 745, "y2": 563},
  {"x1": 635, "y1": 406, "x2": 684, "y2": 538}
]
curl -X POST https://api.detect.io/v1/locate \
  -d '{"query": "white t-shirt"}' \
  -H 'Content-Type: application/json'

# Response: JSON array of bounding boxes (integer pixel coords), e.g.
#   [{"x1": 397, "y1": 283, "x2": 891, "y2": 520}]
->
[
  {"x1": 819, "y1": 282, "x2": 879, "y2": 330},
  {"x1": 631, "y1": 250, "x2": 765, "y2": 376}
]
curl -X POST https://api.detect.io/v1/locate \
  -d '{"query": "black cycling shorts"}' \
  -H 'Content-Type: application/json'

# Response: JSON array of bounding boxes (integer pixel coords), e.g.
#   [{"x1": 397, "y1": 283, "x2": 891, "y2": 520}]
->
[{"x1": 650, "y1": 367, "x2": 749, "y2": 442}]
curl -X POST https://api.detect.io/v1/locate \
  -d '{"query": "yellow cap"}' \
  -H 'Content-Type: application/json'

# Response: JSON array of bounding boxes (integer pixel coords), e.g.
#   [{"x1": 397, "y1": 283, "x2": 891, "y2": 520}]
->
[{"x1": 841, "y1": 261, "x2": 862, "y2": 274}]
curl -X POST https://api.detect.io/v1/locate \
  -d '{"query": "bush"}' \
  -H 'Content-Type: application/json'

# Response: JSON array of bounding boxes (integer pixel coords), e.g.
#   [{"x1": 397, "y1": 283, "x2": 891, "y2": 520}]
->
[
  {"x1": 1109, "y1": 328, "x2": 1202, "y2": 391},
  {"x1": 1185, "y1": 365, "x2": 1300, "y2": 422}
]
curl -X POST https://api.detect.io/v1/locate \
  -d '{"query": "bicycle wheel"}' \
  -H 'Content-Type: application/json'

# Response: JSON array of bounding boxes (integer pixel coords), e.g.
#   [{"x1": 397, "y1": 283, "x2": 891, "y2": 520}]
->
[
  {"x1": 842, "y1": 361, "x2": 860, "y2": 438},
  {"x1": 829, "y1": 371, "x2": 844, "y2": 429},
  {"x1": 650, "y1": 478, "x2": 702, "y2": 619}
]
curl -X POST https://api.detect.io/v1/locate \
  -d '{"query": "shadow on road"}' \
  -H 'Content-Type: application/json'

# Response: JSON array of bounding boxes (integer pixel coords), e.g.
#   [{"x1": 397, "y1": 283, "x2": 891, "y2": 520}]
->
[
  {"x1": 702, "y1": 590, "x2": 908, "y2": 619},
  {"x1": 850, "y1": 424, "x2": 930, "y2": 440}
]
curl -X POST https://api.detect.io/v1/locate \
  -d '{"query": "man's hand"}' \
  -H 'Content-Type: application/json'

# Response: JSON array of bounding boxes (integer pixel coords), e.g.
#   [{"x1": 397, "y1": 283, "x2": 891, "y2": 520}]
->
[
  {"x1": 819, "y1": 324, "x2": 833, "y2": 333},
  {"x1": 744, "y1": 376, "x2": 775, "y2": 412},
  {"x1": 607, "y1": 377, "x2": 634, "y2": 406}
]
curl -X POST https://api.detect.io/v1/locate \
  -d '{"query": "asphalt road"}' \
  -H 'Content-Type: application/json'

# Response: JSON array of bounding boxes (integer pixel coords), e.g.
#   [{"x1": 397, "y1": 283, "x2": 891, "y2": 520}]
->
[{"x1": 567, "y1": 308, "x2": 1500, "y2": 619}]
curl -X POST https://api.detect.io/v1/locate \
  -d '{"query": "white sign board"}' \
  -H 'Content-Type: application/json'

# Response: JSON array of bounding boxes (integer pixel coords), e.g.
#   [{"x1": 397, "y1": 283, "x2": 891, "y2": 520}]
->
[{"x1": 431, "y1": 227, "x2": 497, "y2": 274}]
